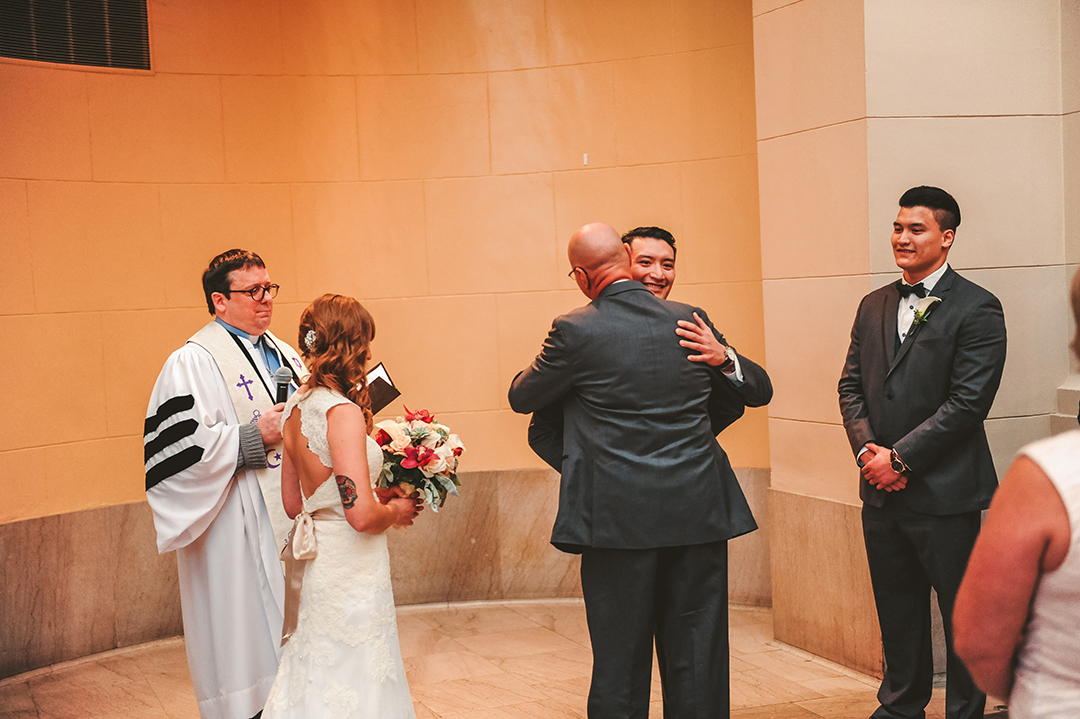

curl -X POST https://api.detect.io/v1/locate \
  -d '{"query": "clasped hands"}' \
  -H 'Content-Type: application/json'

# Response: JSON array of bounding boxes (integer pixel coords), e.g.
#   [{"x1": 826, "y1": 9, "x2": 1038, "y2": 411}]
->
[
  {"x1": 859, "y1": 442, "x2": 907, "y2": 492},
  {"x1": 375, "y1": 486, "x2": 424, "y2": 526}
]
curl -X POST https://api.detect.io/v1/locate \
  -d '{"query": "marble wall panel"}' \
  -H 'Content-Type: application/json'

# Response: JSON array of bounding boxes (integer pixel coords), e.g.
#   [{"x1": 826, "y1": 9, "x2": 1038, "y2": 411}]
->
[
  {"x1": 769, "y1": 489, "x2": 882, "y2": 678},
  {"x1": 0, "y1": 503, "x2": 182, "y2": 679},
  {"x1": 494, "y1": 469, "x2": 582, "y2": 599},
  {"x1": 2, "y1": 466, "x2": 772, "y2": 679},
  {"x1": 387, "y1": 470, "x2": 504, "y2": 605},
  {"x1": 728, "y1": 468, "x2": 771, "y2": 606}
]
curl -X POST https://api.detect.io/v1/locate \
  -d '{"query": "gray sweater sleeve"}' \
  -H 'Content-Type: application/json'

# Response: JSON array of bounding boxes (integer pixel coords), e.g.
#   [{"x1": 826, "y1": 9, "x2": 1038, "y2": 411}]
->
[{"x1": 237, "y1": 422, "x2": 268, "y2": 472}]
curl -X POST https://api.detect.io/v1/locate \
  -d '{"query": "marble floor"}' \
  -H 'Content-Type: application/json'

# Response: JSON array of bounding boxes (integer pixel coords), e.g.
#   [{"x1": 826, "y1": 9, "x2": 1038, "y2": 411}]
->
[{"x1": 0, "y1": 600, "x2": 1008, "y2": 718}]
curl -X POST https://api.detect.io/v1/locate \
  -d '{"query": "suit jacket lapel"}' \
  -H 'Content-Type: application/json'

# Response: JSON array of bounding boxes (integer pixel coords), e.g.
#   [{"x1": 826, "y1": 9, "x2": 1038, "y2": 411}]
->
[
  {"x1": 882, "y1": 284, "x2": 900, "y2": 365},
  {"x1": 886, "y1": 266, "x2": 956, "y2": 377}
]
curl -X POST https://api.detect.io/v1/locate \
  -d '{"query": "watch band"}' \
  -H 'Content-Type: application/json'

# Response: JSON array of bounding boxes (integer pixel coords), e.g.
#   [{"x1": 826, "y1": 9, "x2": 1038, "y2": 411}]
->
[{"x1": 890, "y1": 449, "x2": 910, "y2": 475}]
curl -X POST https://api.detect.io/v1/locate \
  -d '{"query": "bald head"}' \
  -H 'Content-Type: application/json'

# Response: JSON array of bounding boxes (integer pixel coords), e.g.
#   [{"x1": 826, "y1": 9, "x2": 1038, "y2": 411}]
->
[{"x1": 568, "y1": 223, "x2": 632, "y2": 299}]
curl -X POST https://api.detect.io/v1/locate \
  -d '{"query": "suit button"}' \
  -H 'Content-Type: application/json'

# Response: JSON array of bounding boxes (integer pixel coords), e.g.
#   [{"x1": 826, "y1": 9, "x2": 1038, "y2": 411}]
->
[{"x1": 886, "y1": 391, "x2": 893, "y2": 400}]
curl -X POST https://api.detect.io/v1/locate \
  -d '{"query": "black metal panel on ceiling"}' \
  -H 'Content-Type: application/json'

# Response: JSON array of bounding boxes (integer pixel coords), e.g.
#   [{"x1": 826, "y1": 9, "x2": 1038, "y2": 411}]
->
[{"x1": 0, "y1": 0, "x2": 150, "y2": 70}]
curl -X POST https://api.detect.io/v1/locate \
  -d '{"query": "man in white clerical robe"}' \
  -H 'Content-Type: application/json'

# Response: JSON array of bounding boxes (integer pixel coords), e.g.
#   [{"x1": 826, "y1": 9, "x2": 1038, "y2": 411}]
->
[{"x1": 144, "y1": 249, "x2": 307, "y2": 719}]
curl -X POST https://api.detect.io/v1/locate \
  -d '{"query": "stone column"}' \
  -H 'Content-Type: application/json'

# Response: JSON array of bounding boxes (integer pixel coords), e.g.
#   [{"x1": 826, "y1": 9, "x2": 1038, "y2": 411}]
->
[{"x1": 753, "y1": 0, "x2": 1078, "y2": 674}]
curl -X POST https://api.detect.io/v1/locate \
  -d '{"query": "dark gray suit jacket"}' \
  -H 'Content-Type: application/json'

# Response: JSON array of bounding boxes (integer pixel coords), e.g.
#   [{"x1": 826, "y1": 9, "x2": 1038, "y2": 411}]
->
[
  {"x1": 838, "y1": 267, "x2": 1007, "y2": 514},
  {"x1": 508, "y1": 281, "x2": 758, "y2": 552},
  {"x1": 527, "y1": 348, "x2": 772, "y2": 471}
]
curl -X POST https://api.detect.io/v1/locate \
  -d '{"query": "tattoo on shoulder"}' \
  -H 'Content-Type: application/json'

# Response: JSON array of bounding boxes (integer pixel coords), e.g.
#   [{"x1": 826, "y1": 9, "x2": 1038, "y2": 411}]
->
[{"x1": 335, "y1": 474, "x2": 358, "y2": 509}]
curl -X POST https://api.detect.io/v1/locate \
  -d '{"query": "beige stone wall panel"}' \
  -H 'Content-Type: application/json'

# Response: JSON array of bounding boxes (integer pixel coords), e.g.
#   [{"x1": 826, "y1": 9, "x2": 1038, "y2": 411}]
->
[
  {"x1": 866, "y1": 117, "x2": 1065, "y2": 274},
  {"x1": 356, "y1": 74, "x2": 490, "y2": 181},
  {"x1": 0, "y1": 64, "x2": 92, "y2": 181},
  {"x1": 673, "y1": 0, "x2": 754, "y2": 53},
  {"x1": 27, "y1": 182, "x2": 166, "y2": 314},
  {"x1": 279, "y1": 0, "x2": 418, "y2": 75},
  {"x1": 768, "y1": 419, "x2": 860, "y2": 505},
  {"x1": 758, "y1": 121, "x2": 871, "y2": 280},
  {"x1": 614, "y1": 46, "x2": 757, "y2": 165},
  {"x1": 290, "y1": 181, "x2": 429, "y2": 301},
  {"x1": 489, "y1": 65, "x2": 617, "y2": 175},
  {"x1": 149, "y1": 0, "x2": 284, "y2": 75},
  {"x1": 0, "y1": 313, "x2": 107, "y2": 453},
  {"x1": 553, "y1": 164, "x2": 683, "y2": 242},
  {"x1": 545, "y1": 0, "x2": 675, "y2": 65},
  {"x1": 423, "y1": 174, "x2": 561, "y2": 296},
  {"x1": 762, "y1": 274, "x2": 872, "y2": 424},
  {"x1": 416, "y1": 0, "x2": 548, "y2": 74},
  {"x1": 158, "y1": 184, "x2": 298, "y2": 309},
  {"x1": 87, "y1": 73, "x2": 225, "y2": 183},
  {"x1": 864, "y1": 0, "x2": 1063, "y2": 118},
  {"x1": 221, "y1": 76, "x2": 360, "y2": 183},
  {"x1": 753, "y1": 0, "x2": 866, "y2": 140},
  {"x1": 678, "y1": 156, "x2": 764, "y2": 286},
  {"x1": 0, "y1": 180, "x2": 35, "y2": 316}
]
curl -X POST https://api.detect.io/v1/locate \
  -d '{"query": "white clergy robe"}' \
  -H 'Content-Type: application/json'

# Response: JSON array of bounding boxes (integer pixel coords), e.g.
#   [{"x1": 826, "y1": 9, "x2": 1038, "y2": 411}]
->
[{"x1": 144, "y1": 323, "x2": 303, "y2": 719}]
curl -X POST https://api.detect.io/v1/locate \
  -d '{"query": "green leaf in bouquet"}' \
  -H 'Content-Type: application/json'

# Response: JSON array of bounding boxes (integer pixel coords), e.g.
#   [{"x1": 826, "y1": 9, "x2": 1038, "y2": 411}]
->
[{"x1": 434, "y1": 474, "x2": 459, "y2": 497}]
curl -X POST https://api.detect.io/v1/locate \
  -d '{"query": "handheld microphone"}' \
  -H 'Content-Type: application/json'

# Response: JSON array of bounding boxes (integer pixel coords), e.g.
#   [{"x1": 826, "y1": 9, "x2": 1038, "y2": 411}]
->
[{"x1": 274, "y1": 367, "x2": 292, "y2": 404}]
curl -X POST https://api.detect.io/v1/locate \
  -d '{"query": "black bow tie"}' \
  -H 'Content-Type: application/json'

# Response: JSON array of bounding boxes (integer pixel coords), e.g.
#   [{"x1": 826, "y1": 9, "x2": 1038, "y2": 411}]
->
[{"x1": 896, "y1": 280, "x2": 928, "y2": 298}]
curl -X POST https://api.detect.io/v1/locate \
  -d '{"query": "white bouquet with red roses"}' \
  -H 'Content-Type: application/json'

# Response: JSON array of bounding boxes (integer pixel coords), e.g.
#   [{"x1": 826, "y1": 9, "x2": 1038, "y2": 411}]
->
[{"x1": 373, "y1": 408, "x2": 465, "y2": 512}]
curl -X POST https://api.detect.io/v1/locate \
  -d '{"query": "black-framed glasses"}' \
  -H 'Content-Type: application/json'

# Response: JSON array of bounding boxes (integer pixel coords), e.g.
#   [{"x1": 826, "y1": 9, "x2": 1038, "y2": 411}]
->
[
  {"x1": 568, "y1": 267, "x2": 591, "y2": 289},
  {"x1": 227, "y1": 284, "x2": 279, "y2": 301}
]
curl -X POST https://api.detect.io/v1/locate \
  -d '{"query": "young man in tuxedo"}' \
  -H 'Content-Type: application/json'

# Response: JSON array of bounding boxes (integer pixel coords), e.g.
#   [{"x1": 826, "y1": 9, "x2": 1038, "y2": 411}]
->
[{"x1": 839, "y1": 187, "x2": 1007, "y2": 719}]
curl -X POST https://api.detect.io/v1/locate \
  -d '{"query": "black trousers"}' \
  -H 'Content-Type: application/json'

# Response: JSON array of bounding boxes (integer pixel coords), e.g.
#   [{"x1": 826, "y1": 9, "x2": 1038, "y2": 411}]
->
[
  {"x1": 862, "y1": 500, "x2": 985, "y2": 719},
  {"x1": 580, "y1": 541, "x2": 730, "y2": 719}
]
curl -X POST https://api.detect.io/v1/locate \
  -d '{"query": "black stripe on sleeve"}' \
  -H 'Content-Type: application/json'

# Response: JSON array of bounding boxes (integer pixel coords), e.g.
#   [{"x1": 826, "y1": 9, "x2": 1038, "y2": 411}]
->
[
  {"x1": 144, "y1": 418, "x2": 199, "y2": 462},
  {"x1": 144, "y1": 395, "x2": 196, "y2": 436},
  {"x1": 145, "y1": 446, "x2": 205, "y2": 491}
]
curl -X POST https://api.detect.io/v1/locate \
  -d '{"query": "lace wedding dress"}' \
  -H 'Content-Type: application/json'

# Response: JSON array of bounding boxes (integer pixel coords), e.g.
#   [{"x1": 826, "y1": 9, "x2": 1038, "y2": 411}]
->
[{"x1": 263, "y1": 387, "x2": 416, "y2": 719}]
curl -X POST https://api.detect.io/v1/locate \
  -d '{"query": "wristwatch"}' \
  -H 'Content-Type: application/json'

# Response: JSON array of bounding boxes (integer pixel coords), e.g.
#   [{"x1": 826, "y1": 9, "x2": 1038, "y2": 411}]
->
[
  {"x1": 718, "y1": 345, "x2": 737, "y2": 373},
  {"x1": 890, "y1": 449, "x2": 910, "y2": 475}
]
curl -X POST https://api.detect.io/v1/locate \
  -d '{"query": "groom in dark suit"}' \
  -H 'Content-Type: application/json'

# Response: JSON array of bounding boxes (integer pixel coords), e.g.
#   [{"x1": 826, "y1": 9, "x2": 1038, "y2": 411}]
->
[
  {"x1": 509, "y1": 222, "x2": 763, "y2": 719},
  {"x1": 839, "y1": 186, "x2": 1007, "y2": 719}
]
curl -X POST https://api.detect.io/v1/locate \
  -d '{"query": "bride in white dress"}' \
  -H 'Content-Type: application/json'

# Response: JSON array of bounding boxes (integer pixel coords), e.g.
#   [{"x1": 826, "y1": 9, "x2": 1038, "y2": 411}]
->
[{"x1": 263, "y1": 294, "x2": 421, "y2": 719}]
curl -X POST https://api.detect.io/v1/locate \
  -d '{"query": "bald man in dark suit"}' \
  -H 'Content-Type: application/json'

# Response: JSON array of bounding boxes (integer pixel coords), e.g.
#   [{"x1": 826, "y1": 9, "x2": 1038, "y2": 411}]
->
[{"x1": 510, "y1": 223, "x2": 765, "y2": 719}]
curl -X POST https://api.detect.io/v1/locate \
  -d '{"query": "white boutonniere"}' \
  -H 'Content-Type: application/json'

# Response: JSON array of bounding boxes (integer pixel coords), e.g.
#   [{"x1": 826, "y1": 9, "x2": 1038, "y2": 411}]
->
[{"x1": 912, "y1": 296, "x2": 942, "y2": 326}]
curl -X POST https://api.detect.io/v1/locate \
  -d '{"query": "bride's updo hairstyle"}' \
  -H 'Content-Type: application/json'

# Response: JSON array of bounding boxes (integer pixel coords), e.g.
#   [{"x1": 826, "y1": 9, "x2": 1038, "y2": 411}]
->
[{"x1": 298, "y1": 294, "x2": 376, "y2": 428}]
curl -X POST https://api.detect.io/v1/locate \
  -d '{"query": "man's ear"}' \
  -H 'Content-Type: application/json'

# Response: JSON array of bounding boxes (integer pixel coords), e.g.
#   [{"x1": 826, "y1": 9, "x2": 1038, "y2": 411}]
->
[
  {"x1": 211, "y1": 291, "x2": 228, "y2": 316},
  {"x1": 942, "y1": 229, "x2": 955, "y2": 250}
]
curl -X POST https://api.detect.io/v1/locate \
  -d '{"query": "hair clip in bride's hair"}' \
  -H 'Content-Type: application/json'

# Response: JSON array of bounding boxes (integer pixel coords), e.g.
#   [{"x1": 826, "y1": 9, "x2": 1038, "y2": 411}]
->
[{"x1": 304, "y1": 329, "x2": 317, "y2": 350}]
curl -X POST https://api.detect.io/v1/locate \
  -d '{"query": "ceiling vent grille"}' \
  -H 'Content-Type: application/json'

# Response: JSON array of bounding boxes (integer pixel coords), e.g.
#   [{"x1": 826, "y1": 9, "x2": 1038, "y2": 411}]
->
[{"x1": 0, "y1": 0, "x2": 150, "y2": 70}]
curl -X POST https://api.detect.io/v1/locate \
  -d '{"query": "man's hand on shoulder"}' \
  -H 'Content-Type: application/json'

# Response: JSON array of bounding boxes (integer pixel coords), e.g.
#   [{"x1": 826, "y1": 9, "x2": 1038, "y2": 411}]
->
[
  {"x1": 258, "y1": 403, "x2": 286, "y2": 446},
  {"x1": 676, "y1": 312, "x2": 731, "y2": 368},
  {"x1": 861, "y1": 442, "x2": 907, "y2": 491}
]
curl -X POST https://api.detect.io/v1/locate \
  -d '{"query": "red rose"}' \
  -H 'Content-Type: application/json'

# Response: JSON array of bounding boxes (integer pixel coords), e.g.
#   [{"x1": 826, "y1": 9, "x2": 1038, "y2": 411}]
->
[{"x1": 375, "y1": 429, "x2": 392, "y2": 446}]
